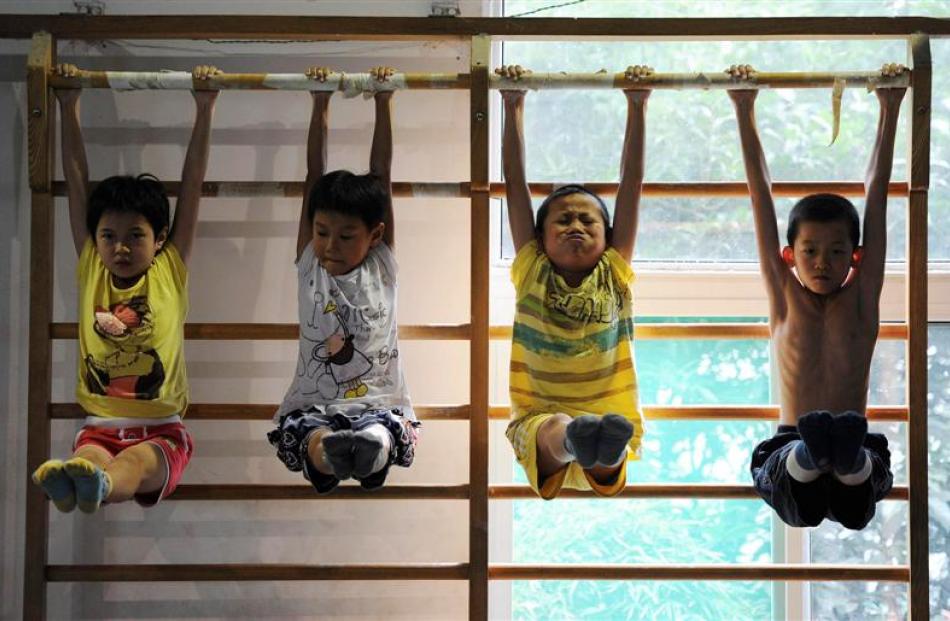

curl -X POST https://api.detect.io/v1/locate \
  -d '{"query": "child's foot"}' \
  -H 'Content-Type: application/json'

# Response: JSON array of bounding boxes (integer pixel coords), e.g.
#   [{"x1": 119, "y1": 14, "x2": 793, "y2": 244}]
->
[
  {"x1": 352, "y1": 426, "x2": 392, "y2": 479},
  {"x1": 32, "y1": 459, "x2": 76, "y2": 513},
  {"x1": 831, "y1": 412, "x2": 870, "y2": 482},
  {"x1": 322, "y1": 431, "x2": 356, "y2": 480},
  {"x1": 564, "y1": 415, "x2": 600, "y2": 469},
  {"x1": 62, "y1": 457, "x2": 111, "y2": 514},
  {"x1": 797, "y1": 410, "x2": 834, "y2": 470},
  {"x1": 596, "y1": 414, "x2": 634, "y2": 467}
]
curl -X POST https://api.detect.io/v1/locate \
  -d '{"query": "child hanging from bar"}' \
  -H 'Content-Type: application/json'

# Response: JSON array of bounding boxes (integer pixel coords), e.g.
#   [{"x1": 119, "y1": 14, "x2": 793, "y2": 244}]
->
[
  {"x1": 31, "y1": 63, "x2": 219, "y2": 513},
  {"x1": 497, "y1": 64, "x2": 650, "y2": 499},
  {"x1": 728, "y1": 63, "x2": 906, "y2": 529},
  {"x1": 267, "y1": 67, "x2": 419, "y2": 494}
]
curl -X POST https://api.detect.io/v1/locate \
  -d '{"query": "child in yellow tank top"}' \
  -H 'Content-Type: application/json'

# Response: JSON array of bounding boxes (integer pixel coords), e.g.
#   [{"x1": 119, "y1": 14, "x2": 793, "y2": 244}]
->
[{"x1": 497, "y1": 64, "x2": 651, "y2": 499}]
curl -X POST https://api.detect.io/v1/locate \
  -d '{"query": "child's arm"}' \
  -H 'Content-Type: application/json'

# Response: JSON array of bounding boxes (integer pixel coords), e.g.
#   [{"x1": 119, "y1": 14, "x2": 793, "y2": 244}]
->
[
  {"x1": 169, "y1": 65, "x2": 219, "y2": 266},
  {"x1": 369, "y1": 66, "x2": 395, "y2": 249},
  {"x1": 727, "y1": 65, "x2": 787, "y2": 316},
  {"x1": 297, "y1": 66, "x2": 334, "y2": 262},
  {"x1": 55, "y1": 64, "x2": 90, "y2": 256},
  {"x1": 497, "y1": 65, "x2": 535, "y2": 253},
  {"x1": 611, "y1": 65, "x2": 652, "y2": 263},
  {"x1": 858, "y1": 64, "x2": 907, "y2": 300}
]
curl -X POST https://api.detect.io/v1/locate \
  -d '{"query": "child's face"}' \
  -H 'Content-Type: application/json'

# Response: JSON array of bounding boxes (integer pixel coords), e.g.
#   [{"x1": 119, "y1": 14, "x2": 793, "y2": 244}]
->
[
  {"x1": 311, "y1": 210, "x2": 383, "y2": 276},
  {"x1": 94, "y1": 210, "x2": 165, "y2": 286},
  {"x1": 789, "y1": 219, "x2": 855, "y2": 294},
  {"x1": 540, "y1": 194, "x2": 608, "y2": 277}
]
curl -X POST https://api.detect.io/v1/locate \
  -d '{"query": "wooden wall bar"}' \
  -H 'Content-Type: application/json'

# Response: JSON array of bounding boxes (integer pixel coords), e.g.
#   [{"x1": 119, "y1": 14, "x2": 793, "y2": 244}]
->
[
  {"x1": 907, "y1": 34, "x2": 931, "y2": 621},
  {"x1": 51, "y1": 180, "x2": 911, "y2": 198},
  {"x1": 2, "y1": 15, "x2": 949, "y2": 40}
]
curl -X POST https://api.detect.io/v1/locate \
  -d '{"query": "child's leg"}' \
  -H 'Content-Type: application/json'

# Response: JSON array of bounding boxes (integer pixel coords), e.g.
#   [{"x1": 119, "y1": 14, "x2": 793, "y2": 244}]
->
[
  {"x1": 827, "y1": 418, "x2": 893, "y2": 530},
  {"x1": 536, "y1": 413, "x2": 575, "y2": 479},
  {"x1": 751, "y1": 431, "x2": 827, "y2": 527},
  {"x1": 98, "y1": 442, "x2": 166, "y2": 503}
]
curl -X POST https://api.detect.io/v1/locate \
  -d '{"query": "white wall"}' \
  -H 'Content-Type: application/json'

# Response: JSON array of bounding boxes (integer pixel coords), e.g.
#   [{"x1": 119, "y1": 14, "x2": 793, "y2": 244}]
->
[{"x1": 0, "y1": 1, "x2": 502, "y2": 619}]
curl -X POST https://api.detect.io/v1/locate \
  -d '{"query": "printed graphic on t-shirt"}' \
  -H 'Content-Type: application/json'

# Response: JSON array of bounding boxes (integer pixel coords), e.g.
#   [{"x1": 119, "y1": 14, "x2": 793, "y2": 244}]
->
[
  {"x1": 84, "y1": 296, "x2": 165, "y2": 400},
  {"x1": 300, "y1": 298, "x2": 378, "y2": 400}
]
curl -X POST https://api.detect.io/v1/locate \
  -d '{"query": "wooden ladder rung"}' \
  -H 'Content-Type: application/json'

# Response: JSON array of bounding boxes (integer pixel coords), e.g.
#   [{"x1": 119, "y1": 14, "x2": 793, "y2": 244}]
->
[
  {"x1": 488, "y1": 563, "x2": 910, "y2": 582},
  {"x1": 47, "y1": 322, "x2": 910, "y2": 340},
  {"x1": 48, "y1": 403, "x2": 909, "y2": 422},
  {"x1": 47, "y1": 563, "x2": 471, "y2": 582}
]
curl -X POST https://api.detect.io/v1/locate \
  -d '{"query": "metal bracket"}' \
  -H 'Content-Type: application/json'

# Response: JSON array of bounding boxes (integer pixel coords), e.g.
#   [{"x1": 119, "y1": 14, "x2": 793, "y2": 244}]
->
[
  {"x1": 72, "y1": 0, "x2": 105, "y2": 16},
  {"x1": 430, "y1": 1, "x2": 461, "y2": 17}
]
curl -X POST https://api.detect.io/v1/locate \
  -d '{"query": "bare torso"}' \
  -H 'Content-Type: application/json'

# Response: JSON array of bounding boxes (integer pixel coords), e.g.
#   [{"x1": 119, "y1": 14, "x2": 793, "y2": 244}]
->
[{"x1": 773, "y1": 273, "x2": 879, "y2": 426}]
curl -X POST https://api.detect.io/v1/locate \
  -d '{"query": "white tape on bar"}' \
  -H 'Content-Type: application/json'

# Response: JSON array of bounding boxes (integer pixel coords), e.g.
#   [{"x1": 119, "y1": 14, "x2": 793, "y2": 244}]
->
[
  {"x1": 106, "y1": 71, "x2": 193, "y2": 91},
  {"x1": 410, "y1": 183, "x2": 465, "y2": 198},
  {"x1": 261, "y1": 73, "x2": 342, "y2": 91},
  {"x1": 340, "y1": 73, "x2": 409, "y2": 99}
]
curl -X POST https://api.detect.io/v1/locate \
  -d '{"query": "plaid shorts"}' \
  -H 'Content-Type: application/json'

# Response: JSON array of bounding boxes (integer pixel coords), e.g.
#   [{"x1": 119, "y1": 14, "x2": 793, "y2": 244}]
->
[{"x1": 268, "y1": 405, "x2": 419, "y2": 493}]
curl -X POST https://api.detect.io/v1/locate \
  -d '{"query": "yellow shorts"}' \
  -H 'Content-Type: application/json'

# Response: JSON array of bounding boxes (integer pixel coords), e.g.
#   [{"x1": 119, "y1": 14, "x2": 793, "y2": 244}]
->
[{"x1": 506, "y1": 412, "x2": 640, "y2": 500}]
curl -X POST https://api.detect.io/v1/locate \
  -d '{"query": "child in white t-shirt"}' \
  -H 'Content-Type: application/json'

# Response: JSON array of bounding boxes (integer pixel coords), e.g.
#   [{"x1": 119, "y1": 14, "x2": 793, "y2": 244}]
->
[{"x1": 267, "y1": 66, "x2": 418, "y2": 493}]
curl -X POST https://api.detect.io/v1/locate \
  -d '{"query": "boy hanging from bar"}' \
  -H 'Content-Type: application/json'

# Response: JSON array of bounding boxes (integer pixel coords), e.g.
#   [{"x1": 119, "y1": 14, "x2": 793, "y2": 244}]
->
[
  {"x1": 496, "y1": 64, "x2": 650, "y2": 499},
  {"x1": 31, "y1": 63, "x2": 219, "y2": 512},
  {"x1": 728, "y1": 63, "x2": 907, "y2": 529},
  {"x1": 267, "y1": 67, "x2": 420, "y2": 494}
]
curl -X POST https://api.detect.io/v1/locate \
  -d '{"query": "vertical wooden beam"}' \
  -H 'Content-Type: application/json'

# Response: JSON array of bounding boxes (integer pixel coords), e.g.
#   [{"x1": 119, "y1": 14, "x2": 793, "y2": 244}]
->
[
  {"x1": 24, "y1": 30, "x2": 55, "y2": 621},
  {"x1": 468, "y1": 33, "x2": 491, "y2": 621},
  {"x1": 906, "y1": 34, "x2": 930, "y2": 621}
]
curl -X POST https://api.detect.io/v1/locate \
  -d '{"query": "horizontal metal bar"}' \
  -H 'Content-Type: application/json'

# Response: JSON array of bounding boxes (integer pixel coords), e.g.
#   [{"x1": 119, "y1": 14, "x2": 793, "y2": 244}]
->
[
  {"x1": 48, "y1": 322, "x2": 909, "y2": 341},
  {"x1": 46, "y1": 70, "x2": 909, "y2": 92},
  {"x1": 48, "y1": 403, "x2": 908, "y2": 422},
  {"x1": 490, "y1": 71, "x2": 909, "y2": 91},
  {"x1": 49, "y1": 71, "x2": 469, "y2": 92},
  {"x1": 51, "y1": 181, "x2": 910, "y2": 199},
  {"x1": 488, "y1": 563, "x2": 910, "y2": 582},
  {"x1": 47, "y1": 563, "x2": 470, "y2": 582},
  {"x1": 3, "y1": 16, "x2": 949, "y2": 40}
]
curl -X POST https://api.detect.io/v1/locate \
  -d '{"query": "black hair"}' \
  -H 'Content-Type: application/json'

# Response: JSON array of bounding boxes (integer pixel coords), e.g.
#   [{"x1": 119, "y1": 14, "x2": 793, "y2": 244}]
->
[
  {"x1": 307, "y1": 170, "x2": 388, "y2": 229},
  {"x1": 86, "y1": 174, "x2": 170, "y2": 238},
  {"x1": 534, "y1": 184, "x2": 612, "y2": 243},
  {"x1": 786, "y1": 193, "x2": 860, "y2": 248}
]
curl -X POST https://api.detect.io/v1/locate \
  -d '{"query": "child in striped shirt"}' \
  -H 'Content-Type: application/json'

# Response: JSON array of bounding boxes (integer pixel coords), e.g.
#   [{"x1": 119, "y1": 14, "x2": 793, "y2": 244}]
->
[{"x1": 497, "y1": 64, "x2": 651, "y2": 499}]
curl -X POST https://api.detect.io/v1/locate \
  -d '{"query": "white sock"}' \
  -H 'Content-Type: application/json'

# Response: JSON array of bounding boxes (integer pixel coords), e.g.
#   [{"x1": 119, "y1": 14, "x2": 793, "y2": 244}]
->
[
  {"x1": 834, "y1": 452, "x2": 873, "y2": 486},
  {"x1": 786, "y1": 446, "x2": 822, "y2": 483}
]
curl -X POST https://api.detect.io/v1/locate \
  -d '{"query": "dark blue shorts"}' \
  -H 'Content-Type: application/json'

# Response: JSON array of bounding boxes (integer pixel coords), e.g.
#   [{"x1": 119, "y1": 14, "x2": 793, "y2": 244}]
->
[
  {"x1": 268, "y1": 406, "x2": 419, "y2": 494},
  {"x1": 750, "y1": 419, "x2": 893, "y2": 530}
]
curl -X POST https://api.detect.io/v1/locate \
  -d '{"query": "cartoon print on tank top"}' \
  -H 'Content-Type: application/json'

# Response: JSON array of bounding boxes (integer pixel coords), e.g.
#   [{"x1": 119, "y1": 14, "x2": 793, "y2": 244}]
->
[
  {"x1": 84, "y1": 295, "x2": 165, "y2": 400},
  {"x1": 302, "y1": 299, "x2": 374, "y2": 400}
]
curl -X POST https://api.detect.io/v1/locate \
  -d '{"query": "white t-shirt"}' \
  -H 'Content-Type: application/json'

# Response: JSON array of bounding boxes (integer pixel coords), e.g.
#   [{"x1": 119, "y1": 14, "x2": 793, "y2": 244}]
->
[{"x1": 275, "y1": 242, "x2": 414, "y2": 421}]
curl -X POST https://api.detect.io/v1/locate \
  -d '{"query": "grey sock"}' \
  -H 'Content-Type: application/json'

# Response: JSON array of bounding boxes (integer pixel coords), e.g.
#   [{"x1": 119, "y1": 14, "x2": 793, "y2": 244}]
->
[
  {"x1": 596, "y1": 414, "x2": 634, "y2": 467},
  {"x1": 564, "y1": 415, "x2": 600, "y2": 469},
  {"x1": 352, "y1": 428, "x2": 391, "y2": 479},
  {"x1": 322, "y1": 431, "x2": 356, "y2": 480}
]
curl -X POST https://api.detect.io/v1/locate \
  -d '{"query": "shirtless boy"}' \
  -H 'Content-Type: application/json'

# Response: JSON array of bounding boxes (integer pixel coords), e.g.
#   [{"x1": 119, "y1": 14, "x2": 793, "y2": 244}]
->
[{"x1": 728, "y1": 63, "x2": 906, "y2": 529}]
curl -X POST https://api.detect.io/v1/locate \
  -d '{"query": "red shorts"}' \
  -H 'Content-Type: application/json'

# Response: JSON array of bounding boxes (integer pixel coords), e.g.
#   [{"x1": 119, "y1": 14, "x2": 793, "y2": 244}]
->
[{"x1": 73, "y1": 421, "x2": 194, "y2": 506}]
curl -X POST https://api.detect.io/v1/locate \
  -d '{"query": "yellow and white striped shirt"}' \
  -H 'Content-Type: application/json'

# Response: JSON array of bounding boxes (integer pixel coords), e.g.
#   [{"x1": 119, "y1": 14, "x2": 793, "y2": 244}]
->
[{"x1": 509, "y1": 241, "x2": 643, "y2": 448}]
